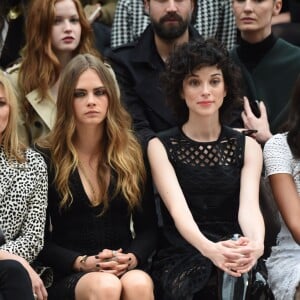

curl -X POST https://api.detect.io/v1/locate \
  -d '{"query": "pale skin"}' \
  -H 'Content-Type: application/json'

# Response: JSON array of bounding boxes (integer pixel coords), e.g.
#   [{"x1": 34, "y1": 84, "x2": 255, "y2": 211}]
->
[
  {"x1": 71, "y1": 69, "x2": 154, "y2": 300},
  {"x1": 232, "y1": 0, "x2": 282, "y2": 144},
  {"x1": 50, "y1": 0, "x2": 82, "y2": 100},
  {"x1": 148, "y1": 65, "x2": 265, "y2": 277},
  {"x1": 0, "y1": 85, "x2": 47, "y2": 299}
]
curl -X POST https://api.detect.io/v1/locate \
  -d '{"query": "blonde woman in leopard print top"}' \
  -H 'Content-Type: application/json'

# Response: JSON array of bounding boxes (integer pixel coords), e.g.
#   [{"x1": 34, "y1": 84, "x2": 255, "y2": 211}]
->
[{"x1": 0, "y1": 71, "x2": 48, "y2": 300}]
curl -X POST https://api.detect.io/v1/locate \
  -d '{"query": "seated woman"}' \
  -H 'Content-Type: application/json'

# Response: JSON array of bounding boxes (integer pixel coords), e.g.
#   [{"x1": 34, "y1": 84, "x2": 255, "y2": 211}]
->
[
  {"x1": 6, "y1": 0, "x2": 101, "y2": 146},
  {"x1": 148, "y1": 39, "x2": 265, "y2": 299},
  {"x1": 264, "y1": 75, "x2": 300, "y2": 300},
  {"x1": 37, "y1": 54, "x2": 157, "y2": 300},
  {"x1": 0, "y1": 71, "x2": 48, "y2": 300}
]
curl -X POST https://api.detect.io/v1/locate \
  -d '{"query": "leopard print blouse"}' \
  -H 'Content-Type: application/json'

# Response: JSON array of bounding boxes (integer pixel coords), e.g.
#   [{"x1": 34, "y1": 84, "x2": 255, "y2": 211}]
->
[{"x1": 0, "y1": 147, "x2": 47, "y2": 263}]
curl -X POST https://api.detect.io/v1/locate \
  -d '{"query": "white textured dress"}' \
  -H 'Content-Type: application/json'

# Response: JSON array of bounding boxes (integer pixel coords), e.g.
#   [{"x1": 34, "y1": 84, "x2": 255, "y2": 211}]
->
[{"x1": 264, "y1": 133, "x2": 300, "y2": 300}]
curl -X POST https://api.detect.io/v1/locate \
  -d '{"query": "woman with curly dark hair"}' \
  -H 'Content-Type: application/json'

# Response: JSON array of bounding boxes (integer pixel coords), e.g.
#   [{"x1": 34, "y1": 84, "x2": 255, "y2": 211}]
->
[{"x1": 148, "y1": 39, "x2": 265, "y2": 299}]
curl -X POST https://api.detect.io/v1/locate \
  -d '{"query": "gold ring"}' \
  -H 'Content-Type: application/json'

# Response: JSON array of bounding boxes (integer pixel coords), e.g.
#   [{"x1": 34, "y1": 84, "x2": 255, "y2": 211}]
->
[
  {"x1": 33, "y1": 292, "x2": 37, "y2": 299},
  {"x1": 112, "y1": 250, "x2": 117, "y2": 257}
]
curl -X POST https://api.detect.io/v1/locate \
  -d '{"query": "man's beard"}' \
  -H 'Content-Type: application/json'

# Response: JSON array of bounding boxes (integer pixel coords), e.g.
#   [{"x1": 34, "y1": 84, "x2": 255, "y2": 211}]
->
[{"x1": 151, "y1": 12, "x2": 191, "y2": 41}]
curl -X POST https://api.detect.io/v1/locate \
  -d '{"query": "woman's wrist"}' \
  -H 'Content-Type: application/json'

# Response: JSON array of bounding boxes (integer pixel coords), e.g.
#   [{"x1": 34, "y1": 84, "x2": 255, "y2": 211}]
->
[{"x1": 73, "y1": 255, "x2": 88, "y2": 272}]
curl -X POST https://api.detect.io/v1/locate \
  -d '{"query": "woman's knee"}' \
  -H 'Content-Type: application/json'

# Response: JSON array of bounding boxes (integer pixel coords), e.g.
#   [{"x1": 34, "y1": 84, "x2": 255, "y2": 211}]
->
[
  {"x1": 121, "y1": 270, "x2": 154, "y2": 298},
  {"x1": 0, "y1": 259, "x2": 29, "y2": 280},
  {"x1": 75, "y1": 272, "x2": 122, "y2": 300}
]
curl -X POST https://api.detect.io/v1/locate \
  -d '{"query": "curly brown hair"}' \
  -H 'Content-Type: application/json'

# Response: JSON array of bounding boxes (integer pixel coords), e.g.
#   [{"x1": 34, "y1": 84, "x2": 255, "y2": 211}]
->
[{"x1": 161, "y1": 38, "x2": 243, "y2": 125}]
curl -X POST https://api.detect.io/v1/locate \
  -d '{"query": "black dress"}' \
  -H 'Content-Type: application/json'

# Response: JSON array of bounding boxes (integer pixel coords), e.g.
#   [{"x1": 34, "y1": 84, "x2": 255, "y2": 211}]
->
[
  {"x1": 151, "y1": 126, "x2": 245, "y2": 300},
  {"x1": 38, "y1": 151, "x2": 157, "y2": 300}
]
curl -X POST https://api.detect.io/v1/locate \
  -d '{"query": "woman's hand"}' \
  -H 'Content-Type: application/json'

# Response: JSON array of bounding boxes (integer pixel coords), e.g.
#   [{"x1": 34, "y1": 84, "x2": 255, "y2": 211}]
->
[
  {"x1": 74, "y1": 248, "x2": 137, "y2": 277},
  {"x1": 24, "y1": 263, "x2": 48, "y2": 300},
  {"x1": 97, "y1": 249, "x2": 137, "y2": 277},
  {"x1": 0, "y1": 251, "x2": 47, "y2": 299},
  {"x1": 203, "y1": 241, "x2": 244, "y2": 277},
  {"x1": 241, "y1": 96, "x2": 272, "y2": 144},
  {"x1": 203, "y1": 237, "x2": 263, "y2": 277},
  {"x1": 221, "y1": 237, "x2": 263, "y2": 275}
]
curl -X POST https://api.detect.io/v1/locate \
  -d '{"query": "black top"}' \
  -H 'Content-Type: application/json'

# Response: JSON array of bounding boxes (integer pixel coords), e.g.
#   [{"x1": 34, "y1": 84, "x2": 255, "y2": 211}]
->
[
  {"x1": 237, "y1": 34, "x2": 277, "y2": 72},
  {"x1": 38, "y1": 150, "x2": 157, "y2": 277},
  {"x1": 151, "y1": 126, "x2": 245, "y2": 299}
]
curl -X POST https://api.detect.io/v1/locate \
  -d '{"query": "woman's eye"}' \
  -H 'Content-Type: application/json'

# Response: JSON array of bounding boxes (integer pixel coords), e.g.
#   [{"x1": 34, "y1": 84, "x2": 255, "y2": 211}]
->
[
  {"x1": 0, "y1": 99, "x2": 7, "y2": 107},
  {"x1": 74, "y1": 91, "x2": 86, "y2": 98},
  {"x1": 53, "y1": 17, "x2": 62, "y2": 25},
  {"x1": 211, "y1": 79, "x2": 221, "y2": 85},
  {"x1": 189, "y1": 79, "x2": 199, "y2": 86},
  {"x1": 95, "y1": 88, "x2": 107, "y2": 96},
  {"x1": 70, "y1": 17, "x2": 79, "y2": 24}
]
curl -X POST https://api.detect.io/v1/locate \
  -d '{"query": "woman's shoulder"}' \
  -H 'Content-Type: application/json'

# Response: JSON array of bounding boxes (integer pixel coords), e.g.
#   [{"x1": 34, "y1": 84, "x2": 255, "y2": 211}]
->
[
  {"x1": 264, "y1": 133, "x2": 288, "y2": 153},
  {"x1": 157, "y1": 127, "x2": 181, "y2": 139},
  {"x1": 24, "y1": 147, "x2": 47, "y2": 169}
]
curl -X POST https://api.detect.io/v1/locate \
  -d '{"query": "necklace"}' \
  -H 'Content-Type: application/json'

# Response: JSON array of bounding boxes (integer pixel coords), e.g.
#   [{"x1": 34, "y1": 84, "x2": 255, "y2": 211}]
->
[{"x1": 78, "y1": 161, "x2": 98, "y2": 204}]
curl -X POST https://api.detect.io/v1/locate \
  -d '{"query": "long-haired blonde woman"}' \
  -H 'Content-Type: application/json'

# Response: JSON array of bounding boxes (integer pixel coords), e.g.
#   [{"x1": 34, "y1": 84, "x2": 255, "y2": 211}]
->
[
  {"x1": 0, "y1": 71, "x2": 48, "y2": 300},
  {"x1": 7, "y1": 0, "x2": 101, "y2": 145},
  {"x1": 37, "y1": 54, "x2": 157, "y2": 300}
]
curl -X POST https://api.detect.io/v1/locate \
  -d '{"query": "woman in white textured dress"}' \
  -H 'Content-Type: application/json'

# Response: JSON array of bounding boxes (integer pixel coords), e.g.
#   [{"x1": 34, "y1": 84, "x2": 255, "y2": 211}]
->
[{"x1": 264, "y1": 74, "x2": 300, "y2": 300}]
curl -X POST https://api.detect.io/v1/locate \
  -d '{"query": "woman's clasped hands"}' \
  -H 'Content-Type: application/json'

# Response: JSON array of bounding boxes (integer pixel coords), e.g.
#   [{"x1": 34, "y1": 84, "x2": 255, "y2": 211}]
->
[
  {"x1": 75, "y1": 248, "x2": 138, "y2": 277},
  {"x1": 204, "y1": 236, "x2": 263, "y2": 277}
]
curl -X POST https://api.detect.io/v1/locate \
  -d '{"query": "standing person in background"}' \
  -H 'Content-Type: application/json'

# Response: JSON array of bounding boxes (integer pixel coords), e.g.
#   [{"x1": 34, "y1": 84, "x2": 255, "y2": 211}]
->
[
  {"x1": 230, "y1": 0, "x2": 300, "y2": 144},
  {"x1": 107, "y1": 0, "x2": 204, "y2": 149},
  {"x1": 7, "y1": 0, "x2": 101, "y2": 145},
  {"x1": 37, "y1": 54, "x2": 157, "y2": 300},
  {"x1": 0, "y1": 0, "x2": 28, "y2": 69},
  {"x1": 111, "y1": 0, "x2": 237, "y2": 50},
  {"x1": 264, "y1": 75, "x2": 300, "y2": 300},
  {"x1": 148, "y1": 39, "x2": 264, "y2": 299},
  {"x1": 0, "y1": 71, "x2": 48, "y2": 300},
  {"x1": 272, "y1": 0, "x2": 300, "y2": 46},
  {"x1": 81, "y1": 0, "x2": 117, "y2": 55}
]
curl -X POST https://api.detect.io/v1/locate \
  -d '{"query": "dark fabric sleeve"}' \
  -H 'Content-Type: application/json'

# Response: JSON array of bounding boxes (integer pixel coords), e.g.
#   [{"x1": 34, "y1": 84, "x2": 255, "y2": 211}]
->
[
  {"x1": 126, "y1": 163, "x2": 158, "y2": 266},
  {"x1": 38, "y1": 208, "x2": 81, "y2": 275},
  {"x1": 35, "y1": 148, "x2": 81, "y2": 275},
  {"x1": 106, "y1": 51, "x2": 157, "y2": 150}
]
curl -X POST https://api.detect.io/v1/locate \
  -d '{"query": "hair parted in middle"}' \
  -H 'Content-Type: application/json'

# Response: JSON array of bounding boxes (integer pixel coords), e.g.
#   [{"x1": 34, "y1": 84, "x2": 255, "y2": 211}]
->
[
  {"x1": 40, "y1": 54, "x2": 146, "y2": 212},
  {"x1": 0, "y1": 71, "x2": 25, "y2": 163},
  {"x1": 19, "y1": 0, "x2": 100, "y2": 100},
  {"x1": 161, "y1": 38, "x2": 243, "y2": 125}
]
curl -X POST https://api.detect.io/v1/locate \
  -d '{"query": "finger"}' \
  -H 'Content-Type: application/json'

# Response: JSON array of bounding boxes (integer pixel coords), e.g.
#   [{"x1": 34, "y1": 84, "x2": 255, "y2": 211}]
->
[
  {"x1": 241, "y1": 111, "x2": 249, "y2": 128},
  {"x1": 99, "y1": 260, "x2": 118, "y2": 270},
  {"x1": 223, "y1": 267, "x2": 242, "y2": 277},
  {"x1": 243, "y1": 96, "x2": 253, "y2": 116},
  {"x1": 259, "y1": 101, "x2": 267, "y2": 119},
  {"x1": 115, "y1": 263, "x2": 129, "y2": 271},
  {"x1": 34, "y1": 288, "x2": 43, "y2": 300},
  {"x1": 42, "y1": 284, "x2": 48, "y2": 299},
  {"x1": 100, "y1": 269, "x2": 119, "y2": 275}
]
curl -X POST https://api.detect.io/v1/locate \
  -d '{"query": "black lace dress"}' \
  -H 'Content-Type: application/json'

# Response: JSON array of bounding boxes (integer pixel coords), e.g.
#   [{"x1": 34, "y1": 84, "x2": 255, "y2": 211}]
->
[{"x1": 151, "y1": 126, "x2": 245, "y2": 300}]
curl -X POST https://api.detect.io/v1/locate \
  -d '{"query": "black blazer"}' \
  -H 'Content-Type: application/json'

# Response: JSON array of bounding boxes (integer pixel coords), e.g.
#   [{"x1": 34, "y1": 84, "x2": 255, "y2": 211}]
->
[{"x1": 107, "y1": 25, "x2": 203, "y2": 149}]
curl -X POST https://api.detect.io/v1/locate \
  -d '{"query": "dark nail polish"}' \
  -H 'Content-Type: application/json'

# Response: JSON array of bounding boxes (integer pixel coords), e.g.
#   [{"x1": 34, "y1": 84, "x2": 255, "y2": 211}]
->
[
  {"x1": 129, "y1": 257, "x2": 132, "y2": 261},
  {"x1": 95, "y1": 255, "x2": 99, "y2": 259},
  {"x1": 96, "y1": 264, "x2": 100, "y2": 267}
]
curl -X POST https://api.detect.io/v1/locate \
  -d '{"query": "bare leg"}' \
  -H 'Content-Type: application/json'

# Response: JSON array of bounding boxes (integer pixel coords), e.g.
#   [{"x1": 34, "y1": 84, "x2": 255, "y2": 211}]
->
[
  {"x1": 121, "y1": 270, "x2": 154, "y2": 300},
  {"x1": 75, "y1": 272, "x2": 122, "y2": 300}
]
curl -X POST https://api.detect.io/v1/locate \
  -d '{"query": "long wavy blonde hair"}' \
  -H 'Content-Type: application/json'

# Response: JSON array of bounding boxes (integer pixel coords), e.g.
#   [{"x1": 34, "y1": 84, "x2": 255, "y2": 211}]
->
[
  {"x1": 0, "y1": 71, "x2": 25, "y2": 162},
  {"x1": 19, "y1": 0, "x2": 100, "y2": 102},
  {"x1": 41, "y1": 54, "x2": 146, "y2": 212}
]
